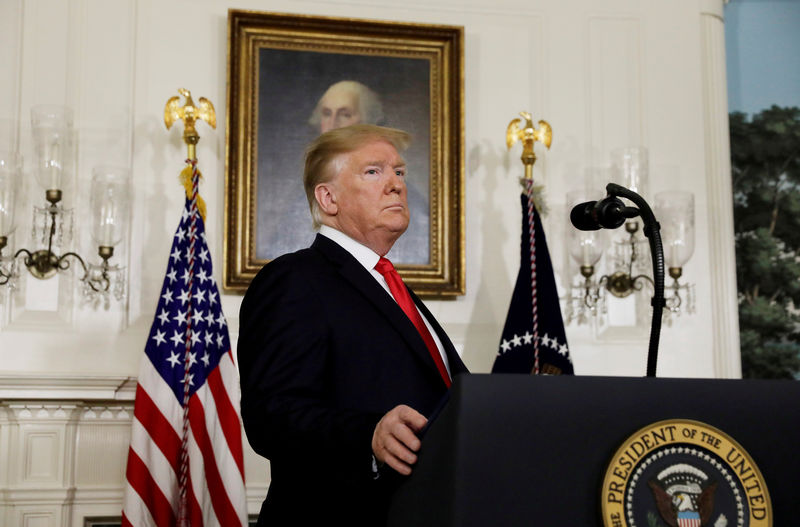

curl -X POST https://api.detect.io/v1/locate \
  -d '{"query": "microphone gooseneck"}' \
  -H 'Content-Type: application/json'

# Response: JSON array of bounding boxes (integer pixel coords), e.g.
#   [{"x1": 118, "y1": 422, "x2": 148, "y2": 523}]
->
[{"x1": 569, "y1": 183, "x2": 665, "y2": 378}]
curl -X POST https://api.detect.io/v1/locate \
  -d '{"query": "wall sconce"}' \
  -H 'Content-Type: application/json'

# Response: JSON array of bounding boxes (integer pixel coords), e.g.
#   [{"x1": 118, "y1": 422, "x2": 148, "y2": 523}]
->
[
  {"x1": 0, "y1": 105, "x2": 130, "y2": 309},
  {"x1": 564, "y1": 147, "x2": 695, "y2": 325},
  {"x1": 565, "y1": 188, "x2": 608, "y2": 324},
  {"x1": 655, "y1": 190, "x2": 696, "y2": 315}
]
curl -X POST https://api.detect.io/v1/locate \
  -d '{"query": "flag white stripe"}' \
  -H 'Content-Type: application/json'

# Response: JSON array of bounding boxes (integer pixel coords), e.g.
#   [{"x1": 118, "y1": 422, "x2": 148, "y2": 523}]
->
[
  {"x1": 137, "y1": 356, "x2": 183, "y2": 436},
  {"x1": 215, "y1": 355, "x2": 248, "y2": 522},
  {"x1": 122, "y1": 480, "x2": 158, "y2": 527},
  {"x1": 194, "y1": 382, "x2": 248, "y2": 519},
  {"x1": 128, "y1": 417, "x2": 179, "y2": 514},
  {"x1": 218, "y1": 352, "x2": 242, "y2": 415},
  {"x1": 187, "y1": 430, "x2": 221, "y2": 527}
]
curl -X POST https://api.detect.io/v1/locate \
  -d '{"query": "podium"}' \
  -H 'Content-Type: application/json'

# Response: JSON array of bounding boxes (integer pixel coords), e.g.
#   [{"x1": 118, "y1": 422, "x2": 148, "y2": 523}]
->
[{"x1": 387, "y1": 374, "x2": 800, "y2": 526}]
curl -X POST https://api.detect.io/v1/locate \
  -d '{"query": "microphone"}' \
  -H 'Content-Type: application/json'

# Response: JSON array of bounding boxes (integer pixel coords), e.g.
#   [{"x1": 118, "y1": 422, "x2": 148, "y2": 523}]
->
[{"x1": 570, "y1": 196, "x2": 639, "y2": 231}]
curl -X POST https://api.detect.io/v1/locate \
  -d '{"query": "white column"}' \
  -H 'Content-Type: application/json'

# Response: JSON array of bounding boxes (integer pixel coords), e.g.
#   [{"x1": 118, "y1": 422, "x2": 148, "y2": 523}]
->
[{"x1": 700, "y1": 0, "x2": 741, "y2": 378}]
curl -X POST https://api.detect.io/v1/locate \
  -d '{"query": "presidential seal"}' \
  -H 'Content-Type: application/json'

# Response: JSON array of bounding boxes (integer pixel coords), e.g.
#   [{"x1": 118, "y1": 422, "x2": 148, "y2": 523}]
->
[{"x1": 601, "y1": 419, "x2": 771, "y2": 527}]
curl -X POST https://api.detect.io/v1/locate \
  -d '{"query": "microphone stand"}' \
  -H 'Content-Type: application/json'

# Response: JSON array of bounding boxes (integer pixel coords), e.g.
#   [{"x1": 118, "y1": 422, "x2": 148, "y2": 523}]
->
[{"x1": 605, "y1": 183, "x2": 665, "y2": 378}]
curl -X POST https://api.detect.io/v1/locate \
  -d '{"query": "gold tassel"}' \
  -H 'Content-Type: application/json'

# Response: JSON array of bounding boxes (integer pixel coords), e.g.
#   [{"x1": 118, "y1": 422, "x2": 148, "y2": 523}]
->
[{"x1": 179, "y1": 165, "x2": 207, "y2": 222}]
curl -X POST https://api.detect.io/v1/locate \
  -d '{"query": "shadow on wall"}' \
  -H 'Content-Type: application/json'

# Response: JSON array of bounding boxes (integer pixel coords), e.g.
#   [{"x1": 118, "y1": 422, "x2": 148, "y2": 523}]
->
[
  {"x1": 459, "y1": 139, "x2": 513, "y2": 372},
  {"x1": 135, "y1": 116, "x2": 177, "y2": 325}
]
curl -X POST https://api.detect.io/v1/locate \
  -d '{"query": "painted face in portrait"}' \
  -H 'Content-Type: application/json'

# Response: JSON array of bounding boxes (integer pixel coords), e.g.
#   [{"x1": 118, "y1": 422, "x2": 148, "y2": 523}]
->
[
  {"x1": 319, "y1": 87, "x2": 362, "y2": 133},
  {"x1": 310, "y1": 80, "x2": 384, "y2": 134}
]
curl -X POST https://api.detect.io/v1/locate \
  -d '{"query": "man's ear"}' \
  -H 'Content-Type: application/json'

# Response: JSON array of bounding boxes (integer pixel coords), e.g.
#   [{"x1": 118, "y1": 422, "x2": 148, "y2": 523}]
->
[{"x1": 314, "y1": 183, "x2": 338, "y2": 216}]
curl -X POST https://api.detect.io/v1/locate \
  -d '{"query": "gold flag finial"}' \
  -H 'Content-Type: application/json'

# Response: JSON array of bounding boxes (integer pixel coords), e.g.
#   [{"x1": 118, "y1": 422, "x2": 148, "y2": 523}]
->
[
  {"x1": 164, "y1": 88, "x2": 216, "y2": 160},
  {"x1": 506, "y1": 111, "x2": 552, "y2": 180}
]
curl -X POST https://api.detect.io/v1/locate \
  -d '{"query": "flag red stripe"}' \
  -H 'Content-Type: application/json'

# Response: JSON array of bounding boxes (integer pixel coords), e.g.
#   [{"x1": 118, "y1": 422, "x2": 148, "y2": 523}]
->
[
  {"x1": 207, "y1": 363, "x2": 245, "y2": 477},
  {"x1": 188, "y1": 395, "x2": 242, "y2": 526},
  {"x1": 125, "y1": 447, "x2": 176, "y2": 527},
  {"x1": 133, "y1": 384, "x2": 182, "y2": 473},
  {"x1": 186, "y1": 470, "x2": 205, "y2": 527},
  {"x1": 121, "y1": 512, "x2": 132, "y2": 527}
]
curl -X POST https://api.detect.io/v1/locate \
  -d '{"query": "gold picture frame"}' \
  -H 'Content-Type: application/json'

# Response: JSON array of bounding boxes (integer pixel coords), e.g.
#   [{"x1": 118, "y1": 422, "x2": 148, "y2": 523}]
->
[{"x1": 224, "y1": 9, "x2": 465, "y2": 297}]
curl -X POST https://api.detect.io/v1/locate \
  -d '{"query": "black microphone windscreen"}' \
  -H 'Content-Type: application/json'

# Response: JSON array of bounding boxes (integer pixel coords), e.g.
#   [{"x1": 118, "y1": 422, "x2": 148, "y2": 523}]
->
[
  {"x1": 570, "y1": 201, "x2": 601, "y2": 231},
  {"x1": 595, "y1": 197, "x2": 627, "y2": 229}
]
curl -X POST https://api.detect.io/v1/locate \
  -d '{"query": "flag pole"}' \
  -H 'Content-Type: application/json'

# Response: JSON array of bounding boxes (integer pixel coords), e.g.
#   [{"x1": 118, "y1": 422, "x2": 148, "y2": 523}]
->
[
  {"x1": 163, "y1": 88, "x2": 217, "y2": 526},
  {"x1": 505, "y1": 112, "x2": 552, "y2": 375}
]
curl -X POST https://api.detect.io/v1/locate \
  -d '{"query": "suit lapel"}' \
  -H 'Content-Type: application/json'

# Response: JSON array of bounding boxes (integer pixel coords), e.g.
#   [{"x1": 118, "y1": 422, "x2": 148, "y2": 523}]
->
[{"x1": 312, "y1": 235, "x2": 448, "y2": 383}]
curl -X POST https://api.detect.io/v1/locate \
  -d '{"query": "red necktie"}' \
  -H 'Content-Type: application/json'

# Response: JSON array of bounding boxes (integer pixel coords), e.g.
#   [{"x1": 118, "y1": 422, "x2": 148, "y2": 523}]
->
[{"x1": 375, "y1": 257, "x2": 451, "y2": 388}]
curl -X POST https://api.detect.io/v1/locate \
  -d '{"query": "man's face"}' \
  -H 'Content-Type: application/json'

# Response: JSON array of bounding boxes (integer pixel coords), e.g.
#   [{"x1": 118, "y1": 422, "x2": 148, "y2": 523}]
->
[
  {"x1": 319, "y1": 88, "x2": 362, "y2": 133},
  {"x1": 328, "y1": 139, "x2": 409, "y2": 249}
]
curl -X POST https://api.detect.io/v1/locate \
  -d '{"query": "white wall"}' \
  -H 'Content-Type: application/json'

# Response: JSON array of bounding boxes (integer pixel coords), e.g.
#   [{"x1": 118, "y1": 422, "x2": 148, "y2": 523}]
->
[{"x1": 0, "y1": 0, "x2": 737, "y2": 523}]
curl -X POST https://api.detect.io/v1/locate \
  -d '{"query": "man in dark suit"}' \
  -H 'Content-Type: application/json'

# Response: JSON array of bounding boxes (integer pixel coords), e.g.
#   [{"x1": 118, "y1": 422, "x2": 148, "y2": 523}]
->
[{"x1": 238, "y1": 124, "x2": 468, "y2": 526}]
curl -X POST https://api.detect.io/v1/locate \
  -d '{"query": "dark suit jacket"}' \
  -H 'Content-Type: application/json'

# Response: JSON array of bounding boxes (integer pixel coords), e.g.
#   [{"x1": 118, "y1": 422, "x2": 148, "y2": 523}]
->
[{"x1": 238, "y1": 234, "x2": 468, "y2": 526}]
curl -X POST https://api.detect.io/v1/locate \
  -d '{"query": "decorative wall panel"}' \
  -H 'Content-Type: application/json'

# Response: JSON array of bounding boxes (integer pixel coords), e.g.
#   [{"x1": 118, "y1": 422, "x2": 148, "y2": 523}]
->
[
  {"x1": 587, "y1": 16, "x2": 644, "y2": 164},
  {"x1": 74, "y1": 407, "x2": 132, "y2": 487},
  {"x1": 1, "y1": 398, "x2": 128, "y2": 527}
]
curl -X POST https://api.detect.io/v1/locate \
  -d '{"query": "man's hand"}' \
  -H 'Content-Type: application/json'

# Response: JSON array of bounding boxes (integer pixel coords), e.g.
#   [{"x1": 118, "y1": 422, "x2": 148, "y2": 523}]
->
[{"x1": 372, "y1": 404, "x2": 428, "y2": 476}]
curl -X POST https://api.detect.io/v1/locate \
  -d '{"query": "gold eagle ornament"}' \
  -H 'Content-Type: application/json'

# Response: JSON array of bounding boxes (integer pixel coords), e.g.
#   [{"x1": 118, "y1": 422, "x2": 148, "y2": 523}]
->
[
  {"x1": 506, "y1": 111, "x2": 552, "y2": 181},
  {"x1": 164, "y1": 88, "x2": 216, "y2": 220},
  {"x1": 164, "y1": 88, "x2": 216, "y2": 157}
]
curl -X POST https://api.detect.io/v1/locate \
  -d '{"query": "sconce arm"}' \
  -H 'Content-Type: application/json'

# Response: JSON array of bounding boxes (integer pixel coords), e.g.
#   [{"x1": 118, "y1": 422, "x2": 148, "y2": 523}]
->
[
  {"x1": 14, "y1": 247, "x2": 37, "y2": 268},
  {"x1": 9, "y1": 246, "x2": 110, "y2": 293},
  {"x1": 58, "y1": 251, "x2": 89, "y2": 274},
  {"x1": 60, "y1": 251, "x2": 111, "y2": 292},
  {"x1": 0, "y1": 260, "x2": 11, "y2": 285}
]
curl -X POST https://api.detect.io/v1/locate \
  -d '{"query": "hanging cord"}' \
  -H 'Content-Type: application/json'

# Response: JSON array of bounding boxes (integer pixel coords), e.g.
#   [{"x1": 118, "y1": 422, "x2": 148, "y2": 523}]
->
[
  {"x1": 525, "y1": 179, "x2": 541, "y2": 375},
  {"x1": 177, "y1": 158, "x2": 199, "y2": 526}
]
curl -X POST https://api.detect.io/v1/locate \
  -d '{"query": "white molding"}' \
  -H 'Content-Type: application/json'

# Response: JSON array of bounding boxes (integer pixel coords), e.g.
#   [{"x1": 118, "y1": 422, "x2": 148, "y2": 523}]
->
[
  {"x1": 0, "y1": 375, "x2": 136, "y2": 401},
  {"x1": 0, "y1": 487, "x2": 76, "y2": 504},
  {"x1": 4, "y1": 403, "x2": 81, "y2": 420},
  {"x1": 701, "y1": 0, "x2": 725, "y2": 20},
  {"x1": 71, "y1": 487, "x2": 125, "y2": 503},
  {"x1": 246, "y1": 484, "x2": 269, "y2": 512},
  {"x1": 79, "y1": 405, "x2": 132, "y2": 421}
]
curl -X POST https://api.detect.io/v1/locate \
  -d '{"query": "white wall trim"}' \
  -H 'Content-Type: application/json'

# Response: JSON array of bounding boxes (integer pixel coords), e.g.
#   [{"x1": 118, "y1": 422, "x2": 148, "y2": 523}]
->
[{"x1": 0, "y1": 375, "x2": 136, "y2": 401}]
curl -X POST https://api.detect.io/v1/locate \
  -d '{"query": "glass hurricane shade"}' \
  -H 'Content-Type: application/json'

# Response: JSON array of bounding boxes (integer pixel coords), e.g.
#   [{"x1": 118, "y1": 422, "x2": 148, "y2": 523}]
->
[
  {"x1": 31, "y1": 105, "x2": 73, "y2": 193},
  {"x1": 611, "y1": 146, "x2": 648, "y2": 197},
  {"x1": 566, "y1": 189, "x2": 606, "y2": 267},
  {"x1": 655, "y1": 190, "x2": 695, "y2": 268},
  {"x1": 0, "y1": 152, "x2": 22, "y2": 238},
  {"x1": 90, "y1": 166, "x2": 131, "y2": 247}
]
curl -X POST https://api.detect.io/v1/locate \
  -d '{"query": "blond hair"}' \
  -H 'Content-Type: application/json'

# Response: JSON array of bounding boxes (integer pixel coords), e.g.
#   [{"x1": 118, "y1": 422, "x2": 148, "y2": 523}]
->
[{"x1": 303, "y1": 124, "x2": 411, "y2": 229}]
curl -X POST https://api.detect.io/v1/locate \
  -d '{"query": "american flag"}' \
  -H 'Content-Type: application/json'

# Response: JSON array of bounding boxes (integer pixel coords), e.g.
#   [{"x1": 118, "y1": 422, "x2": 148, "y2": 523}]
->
[
  {"x1": 492, "y1": 188, "x2": 574, "y2": 375},
  {"x1": 122, "y1": 172, "x2": 247, "y2": 526}
]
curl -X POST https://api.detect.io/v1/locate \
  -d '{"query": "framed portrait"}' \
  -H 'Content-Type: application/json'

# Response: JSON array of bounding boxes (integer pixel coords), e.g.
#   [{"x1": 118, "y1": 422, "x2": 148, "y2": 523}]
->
[{"x1": 224, "y1": 9, "x2": 465, "y2": 297}]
